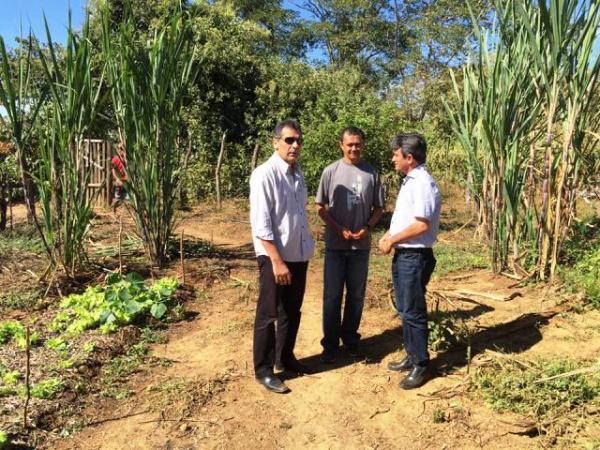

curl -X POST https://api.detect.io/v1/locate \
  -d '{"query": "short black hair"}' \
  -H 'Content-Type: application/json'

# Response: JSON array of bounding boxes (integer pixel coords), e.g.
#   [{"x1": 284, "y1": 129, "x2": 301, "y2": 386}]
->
[
  {"x1": 390, "y1": 133, "x2": 427, "y2": 165},
  {"x1": 340, "y1": 126, "x2": 365, "y2": 142},
  {"x1": 274, "y1": 119, "x2": 302, "y2": 138}
]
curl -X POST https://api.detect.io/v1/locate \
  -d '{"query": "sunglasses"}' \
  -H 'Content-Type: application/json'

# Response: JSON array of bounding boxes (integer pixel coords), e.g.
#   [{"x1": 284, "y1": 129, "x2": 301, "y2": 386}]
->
[{"x1": 282, "y1": 136, "x2": 303, "y2": 145}]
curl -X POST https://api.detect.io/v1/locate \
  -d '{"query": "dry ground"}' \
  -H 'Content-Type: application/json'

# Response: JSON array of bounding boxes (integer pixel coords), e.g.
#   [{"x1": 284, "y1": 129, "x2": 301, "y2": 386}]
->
[{"x1": 2, "y1": 199, "x2": 599, "y2": 449}]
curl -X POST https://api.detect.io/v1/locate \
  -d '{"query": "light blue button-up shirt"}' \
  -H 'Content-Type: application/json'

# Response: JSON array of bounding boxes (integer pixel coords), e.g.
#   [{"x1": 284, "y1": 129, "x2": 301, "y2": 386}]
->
[
  {"x1": 389, "y1": 165, "x2": 441, "y2": 248},
  {"x1": 250, "y1": 153, "x2": 315, "y2": 262}
]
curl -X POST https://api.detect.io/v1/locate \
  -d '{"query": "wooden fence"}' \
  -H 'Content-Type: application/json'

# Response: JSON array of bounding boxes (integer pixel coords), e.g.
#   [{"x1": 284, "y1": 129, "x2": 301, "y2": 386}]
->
[{"x1": 83, "y1": 139, "x2": 112, "y2": 207}]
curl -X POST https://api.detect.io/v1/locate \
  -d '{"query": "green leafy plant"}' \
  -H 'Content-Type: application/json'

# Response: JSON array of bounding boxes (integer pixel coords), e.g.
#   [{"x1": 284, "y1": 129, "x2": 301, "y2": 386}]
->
[
  {"x1": 0, "y1": 321, "x2": 39, "y2": 348},
  {"x1": 29, "y1": 377, "x2": 64, "y2": 400},
  {"x1": 50, "y1": 272, "x2": 179, "y2": 335}
]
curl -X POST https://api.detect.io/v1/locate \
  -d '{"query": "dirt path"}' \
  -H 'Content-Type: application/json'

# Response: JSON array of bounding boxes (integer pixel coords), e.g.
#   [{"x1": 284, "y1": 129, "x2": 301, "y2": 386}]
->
[{"x1": 43, "y1": 207, "x2": 572, "y2": 450}]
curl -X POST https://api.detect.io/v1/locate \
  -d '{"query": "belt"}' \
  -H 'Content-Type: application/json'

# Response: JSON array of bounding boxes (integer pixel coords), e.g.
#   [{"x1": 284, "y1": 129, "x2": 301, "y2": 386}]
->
[{"x1": 394, "y1": 247, "x2": 433, "y2": 255}]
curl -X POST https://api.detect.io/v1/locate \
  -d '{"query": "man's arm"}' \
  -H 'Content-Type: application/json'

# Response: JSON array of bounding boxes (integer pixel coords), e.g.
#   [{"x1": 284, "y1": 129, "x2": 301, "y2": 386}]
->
[
  {"x1": 378, "y1": 218, "x2": 430, "y2": 254},
  {"x1": 259, "y1": 238, "x2": 292, "y2": 285},
  {"x1": 111, "y1": 167, "x2": 123, "y2": 186},
  {"x1": 317, "y1": 203, "x2": 352, "y2": 240}
]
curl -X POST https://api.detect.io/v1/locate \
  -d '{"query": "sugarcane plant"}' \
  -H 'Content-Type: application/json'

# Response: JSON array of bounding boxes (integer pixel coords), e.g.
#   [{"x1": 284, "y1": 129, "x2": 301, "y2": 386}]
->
[
  {"x1": 35, "y1": 14, "x2": 104, "y2": 276},
  {"x1": 0, "y1": 32, "x2": 51, "y2": 257},
  {"x1": 101, "y1": 5, "x2": 197, "y2": 267},
  {"x1": 446, "y1": 0, "x2": 600, "y2": 280}
]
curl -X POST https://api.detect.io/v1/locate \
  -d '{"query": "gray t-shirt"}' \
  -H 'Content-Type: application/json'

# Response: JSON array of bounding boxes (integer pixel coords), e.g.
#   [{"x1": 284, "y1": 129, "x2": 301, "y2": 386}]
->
[{"x1": 316, "y1": 159, "x2": 385, "y2": 250}]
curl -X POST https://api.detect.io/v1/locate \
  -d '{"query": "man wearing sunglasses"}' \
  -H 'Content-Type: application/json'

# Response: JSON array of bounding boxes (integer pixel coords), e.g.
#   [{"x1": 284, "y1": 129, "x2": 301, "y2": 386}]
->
[
  {"x1": 249, "y1": 119, "x2": 315, "y2": 393},
  {"x1": 316, "y1": 126, "x2": 384, "y2": 363}
]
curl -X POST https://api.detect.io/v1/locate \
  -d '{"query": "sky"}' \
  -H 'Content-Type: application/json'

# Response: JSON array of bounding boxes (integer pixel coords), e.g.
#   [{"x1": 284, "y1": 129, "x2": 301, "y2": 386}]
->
[{"x1": 0, "y1": 0, "x2": 87, "y2": 47}]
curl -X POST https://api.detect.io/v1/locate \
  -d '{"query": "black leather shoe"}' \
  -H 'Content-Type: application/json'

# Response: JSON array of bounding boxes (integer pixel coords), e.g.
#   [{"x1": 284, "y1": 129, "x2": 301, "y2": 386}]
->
[
  {"x1": 400, "y1": 366, "x2": 428, "y2": 390},
  {"x1": 388, "y1": 356, "x2": 413, "y2": 372},
  {"x1": 346, "y1": 344, "x2": 364, "y2": 359},
  {"x1": 276, "y1": 360, "x2": 313, "y2": 375},
  {"x1": 320, "y1": 350, "x2": 336, "y2": 363},
  {"x1": 256, "y1": 375, "x2": 290, "y2": 393}
]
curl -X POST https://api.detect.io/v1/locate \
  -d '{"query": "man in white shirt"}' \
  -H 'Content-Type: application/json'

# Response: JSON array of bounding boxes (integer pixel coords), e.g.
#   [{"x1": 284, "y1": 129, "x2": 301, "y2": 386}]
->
[
  {"x1": 378, "y1": 133, "x2": 441, "y2": 389},
  {"x1": 249, "y1": 119, "x2": 315, "y2": 393}
]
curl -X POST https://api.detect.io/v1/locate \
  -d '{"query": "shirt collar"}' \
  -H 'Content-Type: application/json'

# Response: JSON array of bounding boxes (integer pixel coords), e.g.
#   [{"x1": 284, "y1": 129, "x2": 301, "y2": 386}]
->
[
  {"x1": 271, "y1": 152, "x2": 297, "y2": 176},
  {"x1": 405, "y1": 164, "x2": 426, "y2": 179}
]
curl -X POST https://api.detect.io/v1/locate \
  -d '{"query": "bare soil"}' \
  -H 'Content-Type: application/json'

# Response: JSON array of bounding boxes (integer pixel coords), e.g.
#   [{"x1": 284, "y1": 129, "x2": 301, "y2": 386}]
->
[{"x1": 2, "y1": 200, "x2": 599, "y2": 449}]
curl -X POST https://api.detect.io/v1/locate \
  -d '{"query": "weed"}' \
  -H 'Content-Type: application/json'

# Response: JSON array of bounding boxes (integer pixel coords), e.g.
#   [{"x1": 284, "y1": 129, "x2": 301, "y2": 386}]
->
[
  {"x1": 428, "y1": 312, "x2": 469, "y2": 352},
  {"x1": 0, "y1": 224, "x2": 44, "y2": 255},
  {"x1": 432, "y1": 409, "x2": 446, "y2": 423},
  {"x1": 473, "y1": 357, "x2": 600, "y2": 442},
  {"x1": 560, "y1": 217, "x2": 600, "y2": 308},
  {"x1": 45, "y1": 337, "x2": 68, "y2": 351},
  {"x1": 0, "y1": 288, "x2": 43, "y2": 312},
  {"x1": 433, "y1": 241, "x2": 489, "y2": 276}
]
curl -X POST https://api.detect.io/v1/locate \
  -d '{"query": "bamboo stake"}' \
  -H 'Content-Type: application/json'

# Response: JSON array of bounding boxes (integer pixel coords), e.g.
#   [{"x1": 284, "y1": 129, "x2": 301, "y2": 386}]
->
[
  {"x1": 215, "y1": 131, "x2": 227, "y2": 210},
  {"x1": 180, "y1": 229, "x2": 185, "y2": 285},
  {"x1": 251, "y1": 143, "x2": 260, "y2": 171},
  {"x1": 23, "y1": 326, "x2": 31, "y2": 429},
  {"x1": 118, "y1": 215, "x2": 123, "y2": 274}
]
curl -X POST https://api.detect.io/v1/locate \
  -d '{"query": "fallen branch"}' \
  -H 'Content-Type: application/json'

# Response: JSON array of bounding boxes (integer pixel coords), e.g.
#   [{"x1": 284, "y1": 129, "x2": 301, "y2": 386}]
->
[
  {"x1": 534, "y1": 365, "x2": 600, "y2": 384},
  {"x1": 369, "y1": 406, "x2": 391, "y2": 419}
]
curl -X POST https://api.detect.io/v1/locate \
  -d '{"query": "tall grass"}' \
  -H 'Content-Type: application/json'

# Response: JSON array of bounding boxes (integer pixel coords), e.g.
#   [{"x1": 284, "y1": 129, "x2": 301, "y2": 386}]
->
[
  {"x1": 446, "y1": 0, "x2": 600, "y2": 279},
  {"x1": 0, "y1": 33, "x2": 51, "y2": 258},
  {"x1": 101, "y1": 6, "x2": 197, "y2": 267},
  {"x1": 36, "y1": 14, "x2": 104, "y2": 275}
]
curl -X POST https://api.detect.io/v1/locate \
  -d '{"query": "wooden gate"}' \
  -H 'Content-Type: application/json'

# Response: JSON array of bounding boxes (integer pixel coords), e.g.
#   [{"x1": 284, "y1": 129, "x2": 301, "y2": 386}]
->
[{"x1": 83, "y1": 139, "x2": 113, "y2": 207}]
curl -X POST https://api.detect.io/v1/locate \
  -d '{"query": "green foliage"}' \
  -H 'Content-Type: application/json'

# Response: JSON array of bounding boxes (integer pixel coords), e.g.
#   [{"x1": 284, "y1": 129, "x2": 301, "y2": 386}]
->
[
  {"x1": 50, "y1": 273, "x2": 179, "y2": 335},
  {"x1": 30, "y1": 377, "x2": 64, "y2": 400},
  {"x1": 428, "y1": 312, "x2": 468, "y2": 352},
  {"x1": 0, "y1": 430, "x2": 8, "y2": 448},
  {"x1": 561, "y1": 218, "x2": 600, "y2": 309},
  {"x1": 0, "y1": 321, "x2": 39, "y2": 348},
  {"x1": 474, "y1": 358, "x2": 600, "y2": 420}
]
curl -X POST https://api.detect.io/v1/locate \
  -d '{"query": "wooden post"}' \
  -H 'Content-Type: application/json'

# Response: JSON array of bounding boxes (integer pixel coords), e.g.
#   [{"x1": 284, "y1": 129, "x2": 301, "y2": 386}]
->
[
  {"x1": 215, "y1": 131, "x2": 227, "y2": 210},
  {"x1": 118, "y1": 216, "x2": 123, "y2": 274},
  {"x1": 180, "y1": 229, "x2": 186, "y2": 285},
  {"x1": 251, "y1": 143, "x2": 260, "y2": 171},
  {"x1": 23, "y1": 326, "x2": 31, "y2": 429}
]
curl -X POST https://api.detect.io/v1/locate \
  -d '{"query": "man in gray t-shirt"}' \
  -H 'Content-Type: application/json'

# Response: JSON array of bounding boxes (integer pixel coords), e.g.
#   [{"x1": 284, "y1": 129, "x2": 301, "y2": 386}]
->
[{"x1": 316, "y1": 126, "x2": 385, "y2": 362}]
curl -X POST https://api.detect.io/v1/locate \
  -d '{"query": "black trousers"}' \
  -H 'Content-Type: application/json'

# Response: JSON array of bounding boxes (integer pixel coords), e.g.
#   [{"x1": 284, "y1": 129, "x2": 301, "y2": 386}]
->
[{"x1": 253, "y1": 256, "x2": 308, "y2": 378}]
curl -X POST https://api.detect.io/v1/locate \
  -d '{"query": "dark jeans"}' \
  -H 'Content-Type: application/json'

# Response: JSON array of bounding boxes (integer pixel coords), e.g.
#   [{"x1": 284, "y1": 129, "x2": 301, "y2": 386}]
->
[
  {"x1": 321, "y1": 249, "x2": 370, "y2": 352},
  {"x1": 253, "y1": 256, "x2": 308, "y2": 378},
  {"x1": 392, "y1": 248, "x2": 436, "y2": 367}
]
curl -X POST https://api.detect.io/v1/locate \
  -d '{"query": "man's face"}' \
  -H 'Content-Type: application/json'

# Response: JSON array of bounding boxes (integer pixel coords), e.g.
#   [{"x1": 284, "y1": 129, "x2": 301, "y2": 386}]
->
[
  {"x1": 392, "y1": 148, "x2": 412, "y2": 175},
  {"x1": 340, "y1": 132, "x2": 364, "y2": 165},
  {"x1": 274, "y1": 126, "x2": 302, "y2": 164}
]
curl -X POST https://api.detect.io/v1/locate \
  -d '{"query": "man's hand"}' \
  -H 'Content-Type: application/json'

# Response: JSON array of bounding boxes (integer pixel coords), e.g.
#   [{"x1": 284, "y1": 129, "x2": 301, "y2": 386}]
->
[
  {"x1": 341, "y1": 228, "x2": 353, "y2": 240},
  {"x1": 272, "y1": 259, "x2": 292, "y2": 285},
  {"x1": 378, "y1": 234, "x2": 393, "y2": 254},
  {"x1": 351, "y1": 227, "x2": 368, "y2": 240}
]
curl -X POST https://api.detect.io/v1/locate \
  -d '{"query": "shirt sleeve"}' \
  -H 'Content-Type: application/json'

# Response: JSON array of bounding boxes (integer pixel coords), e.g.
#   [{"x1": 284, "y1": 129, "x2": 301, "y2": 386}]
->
[
  {"x1": 250, "y1": 169, "x2": 274, "y2": 241},
  {"x1": 315, "y1": 166, "x2": 330, "y2": 206},
  {"x1": 413, "y1": 179, "x2": 437, "y2": 222}
]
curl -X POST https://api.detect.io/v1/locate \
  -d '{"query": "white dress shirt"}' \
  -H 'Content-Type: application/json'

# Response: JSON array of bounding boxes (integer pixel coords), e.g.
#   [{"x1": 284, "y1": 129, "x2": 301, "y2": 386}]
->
[
  {"x1": 250, "y1": 152, "x2": 315, "y2": 262},
  {"x1": 389, "y1": 165, "x2": 441, "y2": 248}
]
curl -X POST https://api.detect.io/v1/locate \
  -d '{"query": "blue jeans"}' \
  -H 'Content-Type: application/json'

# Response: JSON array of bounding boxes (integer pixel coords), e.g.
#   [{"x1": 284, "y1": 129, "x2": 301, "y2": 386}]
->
[
  {"x1": 321, "y1": 249, "x2": 370, "y2": 352},
  {"x1": 392, "y1": 249, "x2": 436, "y2": 367}
]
